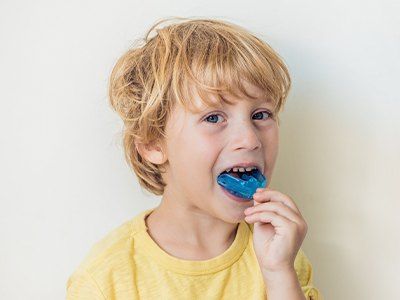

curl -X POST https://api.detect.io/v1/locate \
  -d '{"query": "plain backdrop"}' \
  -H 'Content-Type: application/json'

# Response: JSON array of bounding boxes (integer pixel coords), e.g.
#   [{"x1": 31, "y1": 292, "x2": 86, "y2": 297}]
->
[{"x1": 1, "y1": 0, "x2": 399, "y2": 299}]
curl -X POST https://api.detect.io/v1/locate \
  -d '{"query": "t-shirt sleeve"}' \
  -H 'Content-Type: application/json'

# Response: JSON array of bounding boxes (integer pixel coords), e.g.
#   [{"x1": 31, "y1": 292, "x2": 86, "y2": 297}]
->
[
  {"x1": 66, "y1": 269, "x2": 105, "y2": 300},
  {"x1": 295, "y1": 248, "x2": 323, "y2": 300}
]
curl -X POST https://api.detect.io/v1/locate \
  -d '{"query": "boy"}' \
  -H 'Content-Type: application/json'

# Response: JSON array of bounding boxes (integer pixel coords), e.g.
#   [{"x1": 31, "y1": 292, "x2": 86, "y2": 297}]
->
[{"x1": 66, "y1": 17, "x2": 322, "y2": 299}]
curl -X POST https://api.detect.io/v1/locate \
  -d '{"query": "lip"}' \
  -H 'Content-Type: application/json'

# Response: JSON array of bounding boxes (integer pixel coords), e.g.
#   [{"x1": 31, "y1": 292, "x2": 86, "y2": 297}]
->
[{"x1": 219, "y1": 185, "x2": 253, "y2": 204}]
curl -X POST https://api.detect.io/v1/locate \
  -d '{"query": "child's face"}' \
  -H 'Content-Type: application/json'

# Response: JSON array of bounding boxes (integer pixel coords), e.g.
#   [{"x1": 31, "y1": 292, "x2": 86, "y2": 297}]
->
[{"x1": 161, "y1": 81, "x2": 279, "y2": 221}]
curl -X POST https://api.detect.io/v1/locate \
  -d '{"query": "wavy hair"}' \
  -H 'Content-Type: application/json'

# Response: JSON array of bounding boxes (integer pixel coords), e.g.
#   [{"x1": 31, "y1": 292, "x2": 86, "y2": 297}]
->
[{"x1": 108, "y1": 17, "x2": 291, "y2": 196}]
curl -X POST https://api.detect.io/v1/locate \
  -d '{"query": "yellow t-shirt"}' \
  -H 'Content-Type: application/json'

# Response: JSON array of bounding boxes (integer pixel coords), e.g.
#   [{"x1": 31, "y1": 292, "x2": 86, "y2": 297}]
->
[{"x1": 66, "y1": 207, "x2": 322, "y2": 299}]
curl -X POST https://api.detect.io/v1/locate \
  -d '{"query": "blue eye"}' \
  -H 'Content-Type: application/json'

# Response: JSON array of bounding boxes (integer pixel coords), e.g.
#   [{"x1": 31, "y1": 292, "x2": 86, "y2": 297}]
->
[
  {"x1": 204, "y1": 114, "x2": 224, "y2": 123},
  {"x1": 253, "y1": 111, "x2": 272, "y2": 120},
  {"x1": 204, "y1": 111, "x2": 273, "y2": 124}
]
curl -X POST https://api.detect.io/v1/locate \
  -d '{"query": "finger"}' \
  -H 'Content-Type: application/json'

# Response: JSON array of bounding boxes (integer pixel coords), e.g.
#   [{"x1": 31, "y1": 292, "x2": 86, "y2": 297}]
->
[
  {"x1": 245, "y1": 201, "x2": 304, "y2": 226},
  {"x1": 244, "y1": 210, "x2": 295, "y2": 229},
  {"x1": 253, "y1": 188, "x2": 302, "y2": 216}
]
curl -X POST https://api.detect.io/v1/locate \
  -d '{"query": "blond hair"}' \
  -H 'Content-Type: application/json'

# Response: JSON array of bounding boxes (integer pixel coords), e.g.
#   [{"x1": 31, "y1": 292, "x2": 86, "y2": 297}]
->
[{"x1": 108, "y1": 17, "x2": 291, "y2": 196}]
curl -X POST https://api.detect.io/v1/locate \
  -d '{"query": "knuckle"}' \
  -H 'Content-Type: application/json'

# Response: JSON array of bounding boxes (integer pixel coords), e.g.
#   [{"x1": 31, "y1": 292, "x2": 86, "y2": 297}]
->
[
  {"x1": 289, "y1": 221, "x2": 297, "y2": 230},
  {"x1": 299, "y1": 221, "x2": 308, "y2": 234},
  {"x1": 303, "y1": 222, "x2": 309, "y2": 233},
  {"x1": 261, "y1": 211, "x2": 273, "y2": 220}
]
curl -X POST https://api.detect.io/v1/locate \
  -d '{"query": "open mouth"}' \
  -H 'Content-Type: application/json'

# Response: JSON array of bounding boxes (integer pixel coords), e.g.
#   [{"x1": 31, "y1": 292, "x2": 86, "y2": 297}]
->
[
  {"x1": 216, "y1": 166, "x2": 267, "y2": 200},
  {"x1": 218, "y1": 167, "x2": 261, "y2": 180}
]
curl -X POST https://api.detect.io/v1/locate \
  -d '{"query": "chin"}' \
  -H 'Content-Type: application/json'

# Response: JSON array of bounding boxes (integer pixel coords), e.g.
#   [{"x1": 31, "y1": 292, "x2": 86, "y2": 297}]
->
[{"x1": 216, "y1": 208, "x2": 246, "y2": 224}]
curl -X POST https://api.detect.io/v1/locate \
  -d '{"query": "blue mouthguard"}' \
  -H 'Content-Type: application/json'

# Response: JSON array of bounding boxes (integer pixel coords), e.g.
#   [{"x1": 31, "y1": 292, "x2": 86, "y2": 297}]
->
[{"x1": 217, "y1": 168, "x2": 267, "y2": 200}]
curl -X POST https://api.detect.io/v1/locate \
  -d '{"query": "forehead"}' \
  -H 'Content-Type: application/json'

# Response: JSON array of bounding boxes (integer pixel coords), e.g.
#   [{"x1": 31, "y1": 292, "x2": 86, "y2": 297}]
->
[{"x1": 188, "y1": 81, "x2": 274, "y2": 113}]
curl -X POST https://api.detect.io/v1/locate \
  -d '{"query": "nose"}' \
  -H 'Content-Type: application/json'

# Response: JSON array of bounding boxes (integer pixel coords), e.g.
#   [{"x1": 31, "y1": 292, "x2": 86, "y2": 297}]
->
[{"x1": 230, "y1": 120, "x2": 262, "y2": 151}]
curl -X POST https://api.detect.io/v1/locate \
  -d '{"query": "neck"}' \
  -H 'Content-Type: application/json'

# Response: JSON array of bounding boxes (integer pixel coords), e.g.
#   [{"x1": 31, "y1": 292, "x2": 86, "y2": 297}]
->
[{"x1": 145, "y1": 194, "x2": 239, "y2": 257}]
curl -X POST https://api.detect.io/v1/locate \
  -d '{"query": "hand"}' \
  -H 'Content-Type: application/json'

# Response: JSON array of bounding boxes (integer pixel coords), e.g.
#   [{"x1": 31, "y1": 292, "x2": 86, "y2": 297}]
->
[{"x1": 243, "y1": 187, "x2": 308, "y2": 273}]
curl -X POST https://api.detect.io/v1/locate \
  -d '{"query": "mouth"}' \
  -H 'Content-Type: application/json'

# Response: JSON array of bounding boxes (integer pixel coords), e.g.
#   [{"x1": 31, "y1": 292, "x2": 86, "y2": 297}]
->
[
  {"x1": 218, "y1": 167, "x2": 262, "y2": 179},
  {"x1": 216, "y1": 167, "x2": 267, "y2": 200}
]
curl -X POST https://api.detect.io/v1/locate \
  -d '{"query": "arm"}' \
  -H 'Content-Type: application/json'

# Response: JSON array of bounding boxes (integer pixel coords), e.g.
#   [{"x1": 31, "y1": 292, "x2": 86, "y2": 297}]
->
[
  {"x1": 244, "y1": 188, "x2": 322, "y2": 300},
  {"x1": 262, "y1": 268, "x2": 306, "y2": 300}
]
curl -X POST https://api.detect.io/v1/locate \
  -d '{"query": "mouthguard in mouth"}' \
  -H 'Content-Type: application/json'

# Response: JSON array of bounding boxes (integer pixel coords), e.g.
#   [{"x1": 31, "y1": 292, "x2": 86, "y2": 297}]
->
[{"x1": 217, "y1": 168, "x2": 267, "y2": 200}]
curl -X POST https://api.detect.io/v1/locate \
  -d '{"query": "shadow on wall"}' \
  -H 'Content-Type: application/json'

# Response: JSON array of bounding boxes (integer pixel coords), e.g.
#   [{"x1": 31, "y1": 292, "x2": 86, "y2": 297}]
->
[{"x1": 272, "y1": 88, "x2": 379, "y2": 299}]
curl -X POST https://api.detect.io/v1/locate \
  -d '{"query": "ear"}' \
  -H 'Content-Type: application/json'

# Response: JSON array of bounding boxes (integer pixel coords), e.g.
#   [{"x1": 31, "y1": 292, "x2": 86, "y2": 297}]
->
[{"x1": 135, "y1": 139, "x2": 167, "y2": 165}]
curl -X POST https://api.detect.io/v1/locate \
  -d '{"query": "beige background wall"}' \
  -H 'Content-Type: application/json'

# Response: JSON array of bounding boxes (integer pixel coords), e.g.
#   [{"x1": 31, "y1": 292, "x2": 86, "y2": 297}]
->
[{"x1": 1, "y1": 0, "x2": 399, "y2": 299}]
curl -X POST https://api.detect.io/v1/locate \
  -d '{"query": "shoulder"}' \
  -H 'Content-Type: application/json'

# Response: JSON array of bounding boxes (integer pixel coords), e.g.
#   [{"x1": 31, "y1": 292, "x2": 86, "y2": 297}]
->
[
  {"x1": 294, "y1": 248, "x2": 323, "y2": 299},
  {"x1": 66, "y1": 216, "x2": 140, "y2": 299},
  {"x1": 246, "y1": 223, "x2": 314, "y2": 286},
  {"x1": 78, "y1": 218, "x2": 135, "y2": 272},
  {"x1": 241, "y1": 222, "x2": 323, "y2": 299},
  {"x1": 294, "y1": 248, "x2": 313, "y2": 285},
  {"x1": 66, "y1": 268, "x2": 106, "y2": 299},
  {"x1": 246, "y1": 221, "x2": 254, "y2": 233}
]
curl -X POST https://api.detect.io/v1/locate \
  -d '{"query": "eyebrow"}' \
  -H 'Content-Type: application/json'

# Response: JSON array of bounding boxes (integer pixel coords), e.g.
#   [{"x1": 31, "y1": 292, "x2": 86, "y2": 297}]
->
[
  {"x1": 195, "y1": 98, "x2": 273, "y2": 114},
  {"x1": 223, "y1": 93, "x2": 273, "y2": 104}
]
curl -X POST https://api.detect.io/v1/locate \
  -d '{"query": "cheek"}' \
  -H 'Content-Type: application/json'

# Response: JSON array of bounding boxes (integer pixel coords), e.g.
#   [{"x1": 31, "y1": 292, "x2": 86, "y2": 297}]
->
[
  {"x1": 176, "y1": 137, "x2": 221, "y2": 196},
  {"x1": 171, "y1": 130, "x2": 220, "y2": 172},
  {"x1": 270, "y1": 128, "x2": 279, "y2": 156},
  {"x1": 187, "y1": 133, "x2": 223, "y2": 183},
  {"x1": 262, "y1": 127, "x2": 279, "y2": 172},
  {"x1": 194, "y1": 135, "x2": 222, "y2": 169}
]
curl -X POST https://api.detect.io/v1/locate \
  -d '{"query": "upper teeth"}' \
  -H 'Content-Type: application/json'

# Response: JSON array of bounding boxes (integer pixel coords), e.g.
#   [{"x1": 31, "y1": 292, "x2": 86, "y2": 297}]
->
[{"x1": 225, "y1": 166, "x2": 257, "y2": 173}]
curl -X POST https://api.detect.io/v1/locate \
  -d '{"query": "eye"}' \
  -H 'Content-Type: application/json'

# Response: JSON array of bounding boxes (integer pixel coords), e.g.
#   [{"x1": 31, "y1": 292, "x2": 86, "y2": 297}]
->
[
  {"x1": 252, "y1": 111, "x2": 273, "y2": 120},
  {"x1": 204, "y1": 114, "x2": 225, "y2": 124},
  {"x1": 203, "y1": 111, "x2": 273, "y2": 124}
]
